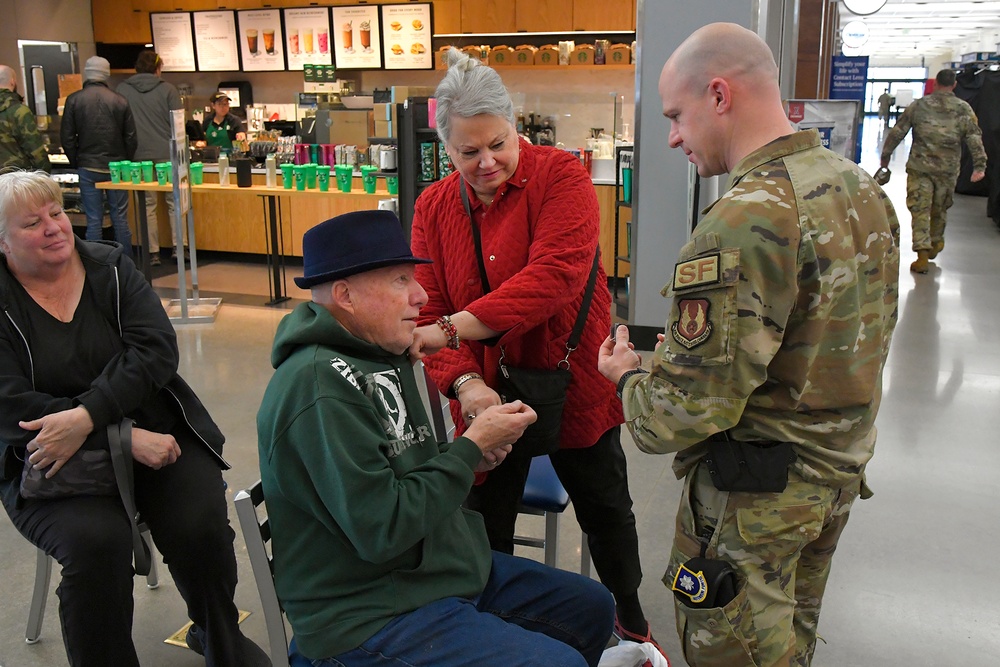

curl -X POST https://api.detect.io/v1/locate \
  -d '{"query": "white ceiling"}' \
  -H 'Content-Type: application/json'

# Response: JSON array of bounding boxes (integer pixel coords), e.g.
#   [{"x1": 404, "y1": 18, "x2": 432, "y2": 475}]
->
[{"x1": 836, "y1": 0, "x2": 1000, "y2": 66}]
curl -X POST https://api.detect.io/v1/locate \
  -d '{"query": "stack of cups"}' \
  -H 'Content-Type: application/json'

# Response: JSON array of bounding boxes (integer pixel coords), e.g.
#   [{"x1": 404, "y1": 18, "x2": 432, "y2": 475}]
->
[
  {"x1": 108, "y1": 161, "x2": 124, "y2": 183},
  {"x1": 305, "y1": 163, "x2": 318, "y2": 189},
  {"x1": 130, "y1": 161, "x2": 143, "y2": 184},
  {"x1": 317, "y1": 165, "x2": 331, "y2": 191},
  {"x1": 281, "y1": 163, "x2": 294, "y2": 189},
  {"x1": 293, "y1": 165, "x2": 307, "y2": 191},
  {"x1": 385, "y1": 175, "x2": 399, "y2": 195},
  {"x1": 190, "y1": 162, "x2": 204, "y2": 185},
  {"x1": 140, "y1": 161, "x2": 154, "y2": 182}
]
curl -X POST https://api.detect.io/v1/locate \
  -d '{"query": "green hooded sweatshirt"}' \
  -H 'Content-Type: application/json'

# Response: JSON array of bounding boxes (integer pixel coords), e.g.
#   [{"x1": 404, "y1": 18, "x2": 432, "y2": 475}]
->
[{"x1": 256, "y1": 302, "x2": 491, "y2": 660}]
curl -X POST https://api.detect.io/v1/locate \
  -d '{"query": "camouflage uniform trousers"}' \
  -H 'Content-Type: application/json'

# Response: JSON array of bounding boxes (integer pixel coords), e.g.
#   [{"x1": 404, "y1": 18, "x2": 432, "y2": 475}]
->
[
  {"x1": 665, "y1": 462, "x2": 862, "y2": 667},
  {"x1": 906, "y1": 170, "x2": 955, "y2": 252}
]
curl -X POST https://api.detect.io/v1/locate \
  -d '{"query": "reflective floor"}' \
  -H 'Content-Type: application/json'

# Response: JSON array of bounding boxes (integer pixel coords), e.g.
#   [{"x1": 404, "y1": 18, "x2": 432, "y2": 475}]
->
[{"x1": 2, "y1": 120, "x2": 999, "y2": 665}]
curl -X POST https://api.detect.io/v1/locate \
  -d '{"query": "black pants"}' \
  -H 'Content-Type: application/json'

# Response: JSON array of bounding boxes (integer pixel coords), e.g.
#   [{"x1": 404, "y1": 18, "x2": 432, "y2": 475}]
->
[
  {"x1": 466, "y1": 425, "x2": 642, "y2": 599},
  {"x1": 5, "y1": 430, "x2": 241, "y2": 667}
]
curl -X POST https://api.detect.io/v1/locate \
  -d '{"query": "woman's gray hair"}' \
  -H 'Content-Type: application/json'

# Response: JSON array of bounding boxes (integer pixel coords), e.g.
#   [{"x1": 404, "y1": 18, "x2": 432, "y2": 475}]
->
[
  {"x1": 434, "y1": 47, "x2": 515, "y2": 143},
  {"x1": 0, "y1": 170, "x2": 64, "y2": 243}
]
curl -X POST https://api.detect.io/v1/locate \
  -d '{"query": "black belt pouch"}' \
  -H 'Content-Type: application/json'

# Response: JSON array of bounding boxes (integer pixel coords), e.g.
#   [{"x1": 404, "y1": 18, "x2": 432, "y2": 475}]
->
[{"x1": 704, "y1": 439, "x2": 797, "y2": 493}]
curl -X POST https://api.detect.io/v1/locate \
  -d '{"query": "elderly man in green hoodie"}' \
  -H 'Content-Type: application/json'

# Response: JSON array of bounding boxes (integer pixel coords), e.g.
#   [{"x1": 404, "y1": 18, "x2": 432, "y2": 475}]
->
[{"x1": 256, "y1": 210, "x2": 615, "y2": 667}]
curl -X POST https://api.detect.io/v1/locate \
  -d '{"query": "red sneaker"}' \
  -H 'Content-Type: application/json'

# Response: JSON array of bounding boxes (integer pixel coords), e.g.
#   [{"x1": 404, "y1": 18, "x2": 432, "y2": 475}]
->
[{"x1": 613, "y1": 616, "x2": 671, "y2": 666}]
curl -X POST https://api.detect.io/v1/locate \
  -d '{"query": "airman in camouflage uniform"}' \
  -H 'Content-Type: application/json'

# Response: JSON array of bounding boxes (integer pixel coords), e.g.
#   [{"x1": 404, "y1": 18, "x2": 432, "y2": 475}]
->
[
  {"x1": 881, "y1": 68, "x2": 986, "y2": 273},
  {"x1": 599, "y1": 24, "x2": 899, "y2": 667},
  {"x1": 0, "y1": 65, "x2": 51, "y2": 173}
]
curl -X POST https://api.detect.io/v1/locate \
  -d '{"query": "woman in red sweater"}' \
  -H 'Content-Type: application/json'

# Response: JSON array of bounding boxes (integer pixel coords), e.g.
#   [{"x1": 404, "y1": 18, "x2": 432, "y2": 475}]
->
[{"x1": 409, "y1": 47, "x2": 665, "y2": 657}]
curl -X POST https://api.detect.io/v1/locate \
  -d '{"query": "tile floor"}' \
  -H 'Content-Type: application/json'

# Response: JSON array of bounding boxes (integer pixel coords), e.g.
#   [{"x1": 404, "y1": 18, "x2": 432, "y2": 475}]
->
[{"x1": 2, "y1": 120, "x2": 999, "y2": 665}]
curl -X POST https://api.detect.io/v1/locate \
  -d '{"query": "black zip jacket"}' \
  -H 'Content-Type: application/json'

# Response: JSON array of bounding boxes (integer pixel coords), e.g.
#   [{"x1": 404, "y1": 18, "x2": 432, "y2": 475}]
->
[
  {"x1": 60, "y1": 81, "x2": 138, "y2": 170},
  {"x1": 0, "y1": 239, "x2": 226, "y2": 509}
]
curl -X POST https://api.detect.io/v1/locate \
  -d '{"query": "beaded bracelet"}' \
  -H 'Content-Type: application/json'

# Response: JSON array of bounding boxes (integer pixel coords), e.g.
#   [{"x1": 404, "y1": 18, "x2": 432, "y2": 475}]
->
[{"x1": 436, "y1": 315, "x2": 461, "y2": 350}]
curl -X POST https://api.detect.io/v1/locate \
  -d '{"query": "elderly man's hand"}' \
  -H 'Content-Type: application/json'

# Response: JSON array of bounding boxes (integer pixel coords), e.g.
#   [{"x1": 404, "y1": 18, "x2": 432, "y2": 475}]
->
[{"x1": 463, "y1": 401, "x2": 536, "y2": 458}]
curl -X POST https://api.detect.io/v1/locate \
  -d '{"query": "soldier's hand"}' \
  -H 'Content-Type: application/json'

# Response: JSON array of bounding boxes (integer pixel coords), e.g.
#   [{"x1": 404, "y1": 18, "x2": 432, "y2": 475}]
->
[
  {"x1": 971, "y1": 170, "x2": 986, "y2": 183},
  {"x1": 599, "y1": 324, "x2": 642, "y2": 384}
]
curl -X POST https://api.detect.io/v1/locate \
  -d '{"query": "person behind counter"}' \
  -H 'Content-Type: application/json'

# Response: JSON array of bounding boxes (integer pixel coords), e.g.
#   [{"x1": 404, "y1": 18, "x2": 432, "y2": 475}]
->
[{"x1": 201, "y1": 92, "x2": 246, "y2": 152}]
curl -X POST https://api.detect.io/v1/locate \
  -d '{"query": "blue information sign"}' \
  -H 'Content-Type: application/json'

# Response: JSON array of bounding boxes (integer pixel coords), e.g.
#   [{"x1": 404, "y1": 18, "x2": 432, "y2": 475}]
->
[{"x1": 830, "y1": 55, "x2": 869, "y2": 101}]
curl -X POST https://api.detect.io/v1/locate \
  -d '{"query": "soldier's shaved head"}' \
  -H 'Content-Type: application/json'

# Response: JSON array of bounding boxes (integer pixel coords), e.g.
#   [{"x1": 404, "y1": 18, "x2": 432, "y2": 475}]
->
[
  {"x1": 0, "y1": 65, "x2": 16, "y2": 90},
  {"x1": 664, "y1": 23, "x2": 778, "y2": 95},
  {"x1": 658, "y1": 23, "x2": 793, "y2": 176}
]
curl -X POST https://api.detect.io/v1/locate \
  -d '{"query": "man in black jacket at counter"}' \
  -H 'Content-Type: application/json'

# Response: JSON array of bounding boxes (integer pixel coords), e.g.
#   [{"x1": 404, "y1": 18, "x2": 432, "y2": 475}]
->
[{"x1": 61, "y1": 56, "x2": 138, "y2": 257}]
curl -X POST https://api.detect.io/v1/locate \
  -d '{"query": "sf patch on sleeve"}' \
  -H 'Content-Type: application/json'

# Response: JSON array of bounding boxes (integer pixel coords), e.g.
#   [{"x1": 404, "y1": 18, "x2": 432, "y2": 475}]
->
[{"x1": 662, "y1": 241, "x2": 740, "y2": 366}]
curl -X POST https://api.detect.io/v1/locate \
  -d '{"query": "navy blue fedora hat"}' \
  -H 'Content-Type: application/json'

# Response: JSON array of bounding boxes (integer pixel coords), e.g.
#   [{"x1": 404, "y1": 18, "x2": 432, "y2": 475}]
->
[{"x1": 294, "y1": 210, "x2": 432, "y2": 289}]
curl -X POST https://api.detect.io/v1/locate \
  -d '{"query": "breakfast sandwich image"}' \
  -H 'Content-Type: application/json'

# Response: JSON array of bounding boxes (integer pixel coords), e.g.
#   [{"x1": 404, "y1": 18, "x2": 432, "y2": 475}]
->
[
  {"x1": 411, "y1": 42, "x2": 425, "y2": 54},
  {"x1": 412, "y1": 19, "x2": 424, "y2": 30},
  {"x1": 390, "y1": 21, "x2": 402, "y2": 31},
  {"x1": 391, "y1": 43, "x2": 404, "y2": 55}
]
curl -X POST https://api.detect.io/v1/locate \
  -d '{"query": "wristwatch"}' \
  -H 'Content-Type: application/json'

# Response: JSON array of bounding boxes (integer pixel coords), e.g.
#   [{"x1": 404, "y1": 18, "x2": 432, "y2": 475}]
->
[{"x1": 616, "y1": 368, "x2": 648, "y2": 399}]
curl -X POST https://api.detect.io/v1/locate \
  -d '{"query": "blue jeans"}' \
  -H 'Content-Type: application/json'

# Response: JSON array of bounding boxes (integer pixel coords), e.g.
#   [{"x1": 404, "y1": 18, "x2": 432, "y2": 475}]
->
[
  {"x1": 79, "y1": 168, "x2": 132, "y2": 258},
  {"x1": 300, "y1": 552, "x2": 614, "y2": 667}
]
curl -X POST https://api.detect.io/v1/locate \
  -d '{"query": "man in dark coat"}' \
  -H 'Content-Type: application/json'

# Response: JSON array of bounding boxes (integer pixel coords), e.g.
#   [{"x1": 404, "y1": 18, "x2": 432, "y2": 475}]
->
[{"x1": 61, "y1": 56, "x2": 138, "y2": 256}]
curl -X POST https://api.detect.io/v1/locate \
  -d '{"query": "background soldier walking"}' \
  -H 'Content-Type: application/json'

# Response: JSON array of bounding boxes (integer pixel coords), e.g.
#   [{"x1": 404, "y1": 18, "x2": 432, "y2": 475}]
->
[
  {"x1": 0, "y1": 64, "x2": 51, "y2": 173},
  {"x1": 881, "y1": 69, "x2": 987, "y2": 273}
]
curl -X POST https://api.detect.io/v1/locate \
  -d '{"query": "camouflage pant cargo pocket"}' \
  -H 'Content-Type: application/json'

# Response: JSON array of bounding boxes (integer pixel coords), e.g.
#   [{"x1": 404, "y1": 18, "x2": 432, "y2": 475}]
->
[{"x1": 668, "y1": 549, "x2": 760, "y2": 667}]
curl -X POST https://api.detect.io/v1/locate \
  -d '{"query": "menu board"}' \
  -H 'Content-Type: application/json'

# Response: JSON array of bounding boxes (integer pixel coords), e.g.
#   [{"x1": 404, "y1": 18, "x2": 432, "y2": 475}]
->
[
  {"x1": 193, "y1": 11, "x2": 240, "y2": 72},
  {"x1": 151, "y1": 13, "x2": 196, "y2": 72},
  {"x1": 283, "y1": 6, "x2": 334, "y2": 71},
  {"x1": 236, "y1": 9, "x2": 286, "y2": 72},
  {"x1": 332, "y1": 6, "x2": 383, "y2": 70},
  {"x1": 381, "y1": 3, "x2": 433, "y2": 70}
]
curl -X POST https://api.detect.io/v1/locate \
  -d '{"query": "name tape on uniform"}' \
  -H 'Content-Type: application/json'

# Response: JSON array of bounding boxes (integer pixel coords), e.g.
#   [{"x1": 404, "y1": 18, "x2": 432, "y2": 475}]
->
[{"x1": 674, "y1": 253, "x2": 721, "y2": 291}]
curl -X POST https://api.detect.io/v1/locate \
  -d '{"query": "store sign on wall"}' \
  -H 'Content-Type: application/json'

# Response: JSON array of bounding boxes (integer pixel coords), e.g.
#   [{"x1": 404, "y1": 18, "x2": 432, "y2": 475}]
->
[
  {"x1": 841, "y1": 21, "x2": 870, "y2": 49},
  {"x1": 829, "y1": 55, "x2": 869, "y2": 101},
  {"x1": 843, "y1": 0, "x2": 887, "y2": 16}
]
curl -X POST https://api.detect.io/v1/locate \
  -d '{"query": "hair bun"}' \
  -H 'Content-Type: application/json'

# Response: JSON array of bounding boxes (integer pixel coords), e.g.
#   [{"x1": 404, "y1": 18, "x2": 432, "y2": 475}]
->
[{"x1": 445, "y1": 46, "x2": 479, "y2": 72}]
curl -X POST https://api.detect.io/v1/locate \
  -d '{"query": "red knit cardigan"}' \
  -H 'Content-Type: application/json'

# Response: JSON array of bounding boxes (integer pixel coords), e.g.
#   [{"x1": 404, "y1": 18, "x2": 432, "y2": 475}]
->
[{"x1": 411, "y1": 139, "x2": 623, "y2": 450}]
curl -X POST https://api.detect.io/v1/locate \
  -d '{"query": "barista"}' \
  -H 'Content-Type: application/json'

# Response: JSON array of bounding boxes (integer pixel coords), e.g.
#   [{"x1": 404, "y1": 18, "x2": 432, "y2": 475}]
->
[{"x1": 201, "y1": 92, "x2": 246, "y2": 151}]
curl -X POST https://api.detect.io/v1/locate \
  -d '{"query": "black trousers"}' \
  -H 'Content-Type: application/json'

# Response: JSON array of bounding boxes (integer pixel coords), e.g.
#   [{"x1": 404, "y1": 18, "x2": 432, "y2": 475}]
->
[
  {"x1": 466, "y1": 425, "x2": 642, "y2": 599},
  {"x1": 5, "y1": 429, "x2": 241, "y2": 667}
]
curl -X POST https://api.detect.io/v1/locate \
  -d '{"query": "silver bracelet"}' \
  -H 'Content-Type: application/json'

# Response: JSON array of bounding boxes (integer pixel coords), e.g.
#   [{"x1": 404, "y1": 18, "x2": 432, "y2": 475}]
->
[{"x1": 452, "y1": 372, "x2": 484, "y2": 396}]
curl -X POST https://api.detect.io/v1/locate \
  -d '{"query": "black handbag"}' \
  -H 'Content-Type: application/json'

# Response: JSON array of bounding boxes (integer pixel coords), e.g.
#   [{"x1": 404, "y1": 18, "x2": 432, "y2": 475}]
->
[
  {"x1": 20, "y1": 420, "x2": 152, "y2": 575},
  {"x1": 460, "y1": 179, "x2": 600, "y2": 457}
]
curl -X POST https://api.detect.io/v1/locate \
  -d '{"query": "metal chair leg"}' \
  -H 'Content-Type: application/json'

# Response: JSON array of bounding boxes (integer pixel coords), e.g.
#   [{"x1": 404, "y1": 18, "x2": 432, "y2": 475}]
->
[
  {"x1": 142, "y1": 527, "x2": 159, "y2": 589},
  {"x1": 26, "y1": 549, "x2": 52, "y2": 644}
]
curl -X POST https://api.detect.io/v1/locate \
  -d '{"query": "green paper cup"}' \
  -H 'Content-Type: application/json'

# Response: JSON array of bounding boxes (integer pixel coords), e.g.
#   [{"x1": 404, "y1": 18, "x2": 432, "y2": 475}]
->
[
  {"x1": 129, "y1": 162, "x2": 142, "y2": 184},
  {"x1": 140, "y1": 160, "x2": 154, "y2": 182},
  {"x1": 622, "y1": 167, "x2": 633, "y2": 203},
  {"x1": 190, "y1": 162, "x2": 204, "y2": 185},
  {"x1": 334, "y1": 165, "x2": 352, "y2": 193},
  {"x1": 294, "y1": 165, "x2": 307, "y2": 191},
  {"x1": 155, "y1": 163, "x2": 170, "y2": 185},
  {"x1": 280, "y1": 163, "x2": 294, "y2": 189},
  {"x1": 108, "y1": 161, "x2": 122, "y2": 183},
  {"x1": 306, "y1": 163, "x2": 317, "y2": 190},
  {"x1": 385, "y1": 175, "x2": 399, "y2": 195},
  {"x1": 317, "y1": 165, "x2": 331, "y2": 192},
  {"x1": 361, "y1": 165, "x2": 378, "y2": 194}
]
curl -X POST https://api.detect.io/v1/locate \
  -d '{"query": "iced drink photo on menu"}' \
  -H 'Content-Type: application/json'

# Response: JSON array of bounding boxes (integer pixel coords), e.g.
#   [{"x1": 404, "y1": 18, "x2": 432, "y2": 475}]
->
[
  {"x1": 246, "y1": 28, "x2": 259, "y2": 55},
  {"x1": 360, "y1": 20, "x2": 371, "y2": 52},
  {"x1": 304, "y1": 27, "x2": 314, "y2": 54},
  {"x1": 318, "y1": 28, "x2": 329, "y2": 55},
  {"x1": 263, "y1": 29, "x2": 275, "y2": 55},
  {"x1": 289, "y1": 28, "x2": 300, "y2": 55},
  {"x1": 342, "y1": 22, "x2": 353, "y2": 52}
]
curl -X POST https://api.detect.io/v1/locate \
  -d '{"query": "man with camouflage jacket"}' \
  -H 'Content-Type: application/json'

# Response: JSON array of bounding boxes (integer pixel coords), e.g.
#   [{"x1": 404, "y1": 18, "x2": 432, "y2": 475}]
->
[
  {"x1": 0, "y1": 64, "x2": 51, "y2": 172},
  {"x1": 881, "y1": 68, "x2": 986, "y2": 273},
  {"x1": 599, "y1": 24, "x2": 899, "y2": 667}
]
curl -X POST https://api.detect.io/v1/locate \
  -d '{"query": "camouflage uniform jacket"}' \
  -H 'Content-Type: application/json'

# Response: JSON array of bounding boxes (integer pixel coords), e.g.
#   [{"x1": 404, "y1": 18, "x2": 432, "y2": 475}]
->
[
  {"x1": 880, "y1": 89, "x2": 987, "y2": 178},
  {"x1": 0, "y1": 88, "x2": 51, "y2": 172},
  {"x1": 621, "y1": 130, "x2": 900, "y2": 489}
]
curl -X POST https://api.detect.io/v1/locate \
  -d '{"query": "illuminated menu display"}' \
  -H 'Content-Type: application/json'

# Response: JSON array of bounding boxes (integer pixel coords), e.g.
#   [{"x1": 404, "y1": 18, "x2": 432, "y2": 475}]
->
[
  {"x1": 380, "y1": 3, "x2": 433, "y2": 70},
  {"x1": 193, "y1": 11, "x2": 240, "y2": 72},
  {"x1": 332, "y1": 5, "x2": 383, "y2": 70},
  {"x1": 236, "y1": 8, "x2": 286, "y2": 72},
  {"x1": 151, "y1": 13, "x2": 196, "y2": 72},
  {"x1": 284, "y1": 6, "x2": 334, "y2": 71}
]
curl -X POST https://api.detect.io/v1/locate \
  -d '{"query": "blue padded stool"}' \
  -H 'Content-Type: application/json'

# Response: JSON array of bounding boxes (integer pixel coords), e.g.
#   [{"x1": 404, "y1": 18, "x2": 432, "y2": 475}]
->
[{"x1": 515, "y1": 456, "x2": 591, "y2": 575}]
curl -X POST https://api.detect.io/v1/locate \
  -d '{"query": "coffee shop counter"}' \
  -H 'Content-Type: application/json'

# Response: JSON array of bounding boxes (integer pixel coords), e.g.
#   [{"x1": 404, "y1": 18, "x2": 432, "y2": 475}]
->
[{"x1": 108, "y1": 171, "x2": 392, "y2": 257}]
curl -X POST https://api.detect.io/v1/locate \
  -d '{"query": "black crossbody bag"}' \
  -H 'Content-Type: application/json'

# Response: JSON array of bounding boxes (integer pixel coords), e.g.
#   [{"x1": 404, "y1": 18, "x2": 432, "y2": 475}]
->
[{"x1": 460, "y1": 178, "x2": 599, "y2": 457}]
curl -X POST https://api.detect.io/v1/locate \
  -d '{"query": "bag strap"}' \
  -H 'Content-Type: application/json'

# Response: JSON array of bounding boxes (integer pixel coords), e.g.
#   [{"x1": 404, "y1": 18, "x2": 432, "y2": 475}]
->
[
  {"x1": 460, "y1": 177, "x2": 600, "y2": 366},
  {"x1": 108, "y1": 420, "x2": 152, "y2": 576}
]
